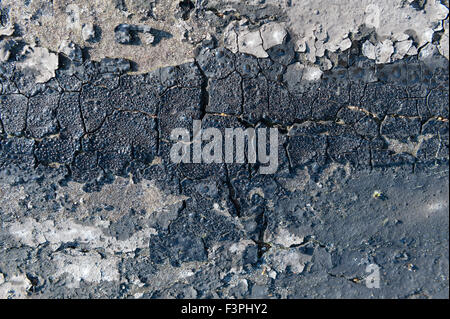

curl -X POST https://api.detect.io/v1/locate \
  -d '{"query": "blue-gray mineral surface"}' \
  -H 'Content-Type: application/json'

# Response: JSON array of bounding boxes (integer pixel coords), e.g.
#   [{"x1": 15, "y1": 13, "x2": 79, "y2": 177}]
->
[{"x1": 0, "y1": 0, "x2": 448, "y2": 299}]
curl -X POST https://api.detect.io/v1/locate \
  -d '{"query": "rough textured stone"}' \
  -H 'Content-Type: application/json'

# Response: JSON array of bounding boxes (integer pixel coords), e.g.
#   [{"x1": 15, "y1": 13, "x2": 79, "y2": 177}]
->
[{"x1": 0, "y1": 1, "x2": 448, "y2": 301}]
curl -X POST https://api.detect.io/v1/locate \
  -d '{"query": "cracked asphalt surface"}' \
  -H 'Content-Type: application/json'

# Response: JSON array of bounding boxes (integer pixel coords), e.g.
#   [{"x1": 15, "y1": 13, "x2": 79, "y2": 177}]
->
[{"x1": 0, "y1": 1, "x2": 449, "y2": 299}]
